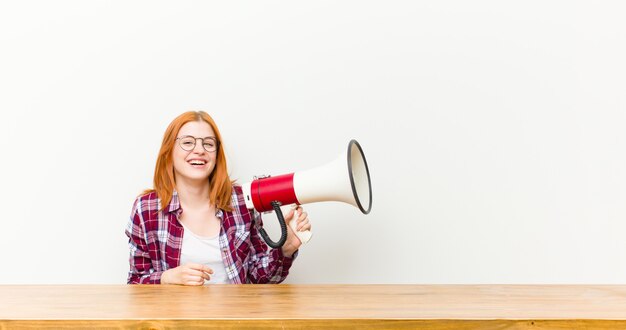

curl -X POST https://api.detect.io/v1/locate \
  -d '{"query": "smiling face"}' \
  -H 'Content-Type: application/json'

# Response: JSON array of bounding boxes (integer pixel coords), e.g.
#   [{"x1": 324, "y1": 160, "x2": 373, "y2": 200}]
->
[{"x1": 172, "y1": 120, "x2": 218, "y2": 184}]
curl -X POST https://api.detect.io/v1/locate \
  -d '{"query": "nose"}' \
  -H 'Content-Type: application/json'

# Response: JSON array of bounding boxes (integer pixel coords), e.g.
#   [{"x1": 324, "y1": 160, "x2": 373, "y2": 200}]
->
[{"x1": 192, "y1": 138, "x2": 206, "y2": 154}]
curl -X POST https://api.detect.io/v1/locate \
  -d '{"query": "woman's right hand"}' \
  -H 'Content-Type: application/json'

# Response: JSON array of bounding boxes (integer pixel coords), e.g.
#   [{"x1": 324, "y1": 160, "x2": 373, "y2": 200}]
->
[{"x1": 161, "y1": 263, "x2": 213, "y2": 285}]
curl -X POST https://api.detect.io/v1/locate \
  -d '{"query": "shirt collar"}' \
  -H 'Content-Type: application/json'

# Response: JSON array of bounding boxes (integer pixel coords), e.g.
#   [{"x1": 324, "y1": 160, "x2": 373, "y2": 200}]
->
[
  {"x1": 167, "y1": 189, "x2": 224, "y2": 218},
  {"x1": 167, "y1": 190, "x2": 182, "y2": 216}
]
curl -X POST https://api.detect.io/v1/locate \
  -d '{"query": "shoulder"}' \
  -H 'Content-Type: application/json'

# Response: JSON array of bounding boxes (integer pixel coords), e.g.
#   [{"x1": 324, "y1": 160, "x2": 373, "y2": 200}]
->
[
  {"x1": 231, "y1": 184, "x2": 243, "y2": 198},
  {"x1": 133, "y1": 191, "x2": 161, "y2": 212},
  {"x1": 229, "y1": 184, "x2": 247, "y2": 209},
  {"x1": 127, "y1": 191, "x2": 162, "y2": 234},
  {"x1": 223, "y1": 184, "x2": 253, "y2": 222},
  {"x1": 130, "y1": 191, "x2": 164, "y2": 224}
]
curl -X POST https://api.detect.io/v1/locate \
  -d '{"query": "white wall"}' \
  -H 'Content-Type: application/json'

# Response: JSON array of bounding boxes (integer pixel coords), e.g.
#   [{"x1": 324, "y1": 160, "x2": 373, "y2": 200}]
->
[{"x1": 1, "y1": 1, "x2": 625, "y2": 284}]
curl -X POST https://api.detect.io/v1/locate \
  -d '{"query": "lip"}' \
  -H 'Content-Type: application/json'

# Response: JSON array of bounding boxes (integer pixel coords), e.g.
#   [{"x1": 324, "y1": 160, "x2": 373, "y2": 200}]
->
[{"x1": 187, "y1": 158, "x2": 208, "y2": 167}]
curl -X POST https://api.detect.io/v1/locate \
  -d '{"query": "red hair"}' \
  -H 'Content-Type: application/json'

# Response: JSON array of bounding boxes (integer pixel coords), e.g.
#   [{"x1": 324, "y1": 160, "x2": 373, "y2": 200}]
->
[{"x1": 144, "y1": 111, "x2": 233, "y2": 212}]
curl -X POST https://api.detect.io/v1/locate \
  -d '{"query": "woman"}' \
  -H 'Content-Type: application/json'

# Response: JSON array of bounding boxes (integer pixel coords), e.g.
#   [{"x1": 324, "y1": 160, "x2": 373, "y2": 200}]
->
[{"x1": 125, "y1": 111, "x2": 311, "y2": 285}]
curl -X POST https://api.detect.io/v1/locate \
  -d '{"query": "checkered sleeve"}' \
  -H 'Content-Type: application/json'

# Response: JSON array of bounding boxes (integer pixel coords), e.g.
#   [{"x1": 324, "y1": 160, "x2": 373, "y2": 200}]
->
[
  {"x1": 245, "y1": 209, "x2": 298, "y2": 284},
  {"x1": 125, "y1": 198, "x2": 162, "y2": 284}
]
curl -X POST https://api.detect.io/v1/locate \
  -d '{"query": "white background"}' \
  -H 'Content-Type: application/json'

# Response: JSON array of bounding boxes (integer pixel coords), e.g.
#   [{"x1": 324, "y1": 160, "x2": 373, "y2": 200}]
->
[{"x1": 0, "y1": 1, "x2": 625, "y2": 284}]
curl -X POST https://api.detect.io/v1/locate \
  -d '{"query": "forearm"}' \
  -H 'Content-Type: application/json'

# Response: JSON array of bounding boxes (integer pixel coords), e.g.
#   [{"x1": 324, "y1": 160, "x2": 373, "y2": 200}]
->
[
  {"x1": 247, "y1": 248, "x2": 297, "y2": 283},
  {"x1": 128, "y1": 270, "x2": 163, "y2": 284},
  {"x1": 281, "y1": 242, "x2": 299, "y2": 258}
]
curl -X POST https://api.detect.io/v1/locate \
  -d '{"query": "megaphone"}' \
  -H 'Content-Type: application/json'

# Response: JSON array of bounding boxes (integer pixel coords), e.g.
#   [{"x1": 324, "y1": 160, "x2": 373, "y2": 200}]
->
[{"x1": 242, "y1": 139, "x2": 372, "y2": 248}]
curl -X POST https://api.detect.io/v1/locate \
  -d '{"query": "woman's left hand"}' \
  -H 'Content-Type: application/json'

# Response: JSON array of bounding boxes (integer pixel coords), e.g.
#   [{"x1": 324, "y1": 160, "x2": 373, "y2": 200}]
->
[{"x1": 281, "y1": 205, "x2": 311, "y2": 257}]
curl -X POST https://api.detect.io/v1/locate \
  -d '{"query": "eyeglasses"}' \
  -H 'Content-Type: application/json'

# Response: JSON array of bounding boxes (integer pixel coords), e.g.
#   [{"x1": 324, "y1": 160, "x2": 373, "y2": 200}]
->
[{"x1": 176, "y1": 135, "x2": 219, "y2": 152}]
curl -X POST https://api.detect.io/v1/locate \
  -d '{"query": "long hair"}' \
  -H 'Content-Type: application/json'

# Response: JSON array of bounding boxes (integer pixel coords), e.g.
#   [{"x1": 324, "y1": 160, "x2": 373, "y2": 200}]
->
[{"x1": 144, "y1": 111, "x2": 233, "y2": 212}]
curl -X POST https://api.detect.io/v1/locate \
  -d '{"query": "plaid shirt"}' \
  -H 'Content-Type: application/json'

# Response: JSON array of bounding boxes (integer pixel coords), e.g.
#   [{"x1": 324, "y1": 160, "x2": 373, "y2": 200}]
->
[{"x1": 125, "y1": 185, "x2": 296, "y2": 284}]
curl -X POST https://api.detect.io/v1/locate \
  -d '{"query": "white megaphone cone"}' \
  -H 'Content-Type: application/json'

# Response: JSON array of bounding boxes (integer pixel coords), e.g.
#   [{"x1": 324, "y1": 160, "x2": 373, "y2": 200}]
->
[{"x1": 242, "y1": 140, "x2": 372, "y2": 248}]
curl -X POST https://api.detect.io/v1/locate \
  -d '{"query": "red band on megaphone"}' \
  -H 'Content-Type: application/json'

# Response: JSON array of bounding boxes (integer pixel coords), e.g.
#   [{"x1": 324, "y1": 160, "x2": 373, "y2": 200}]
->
[{"x1": 251, "y1": 173, "x2": 299, "y2": 212}]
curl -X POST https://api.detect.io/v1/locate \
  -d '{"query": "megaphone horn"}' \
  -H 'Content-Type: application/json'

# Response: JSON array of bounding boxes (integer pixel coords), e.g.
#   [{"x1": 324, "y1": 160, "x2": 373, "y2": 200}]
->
[{"x1": 242, "y1": 139, "x2": 373, "y2": 248}]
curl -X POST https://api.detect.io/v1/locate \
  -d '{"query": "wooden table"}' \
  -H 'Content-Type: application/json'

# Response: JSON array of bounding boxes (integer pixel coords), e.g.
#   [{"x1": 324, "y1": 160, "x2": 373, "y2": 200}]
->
[{"x1": 1, "y1": 285, "x2": 626, "y2": 329}]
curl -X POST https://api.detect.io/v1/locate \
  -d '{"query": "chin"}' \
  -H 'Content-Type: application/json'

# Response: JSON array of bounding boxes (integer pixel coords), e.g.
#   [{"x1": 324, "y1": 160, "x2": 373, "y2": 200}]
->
[
  {"x1": 188, "y1": 173, "x2": 211, "y2": 181},
  {"x1": 175, "y1": 170, "x2": 211, "y2": 182}
]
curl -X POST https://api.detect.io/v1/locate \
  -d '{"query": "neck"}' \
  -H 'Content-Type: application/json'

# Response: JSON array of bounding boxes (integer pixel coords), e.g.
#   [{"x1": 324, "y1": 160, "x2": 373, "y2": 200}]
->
[{"x1": 175, "y1": 177, "x2": 212, "y2": 210}]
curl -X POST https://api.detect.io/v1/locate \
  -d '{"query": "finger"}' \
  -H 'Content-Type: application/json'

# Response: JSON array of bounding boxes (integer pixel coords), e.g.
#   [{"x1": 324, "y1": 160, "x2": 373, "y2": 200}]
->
[
  {"x1": 297, "y1": 218, "x2": 310, "y2": 231},
  {"x1": 296, "y1": 218, "x2": 309, "y2": 231},
  {"x1": 299, "y1": 222, "x2": 312, "y2": 231},
  {"x1": 202, "y1": 265, "x2": 214, "y2": 274},
  {"x1": 186, "y1": 269, "x2": 209, "y2": 278},
  {"x1": 185, "y1": 263, "x2": 206, "y2": 271},
  {"x1": 202, "y1": 271, "x2": 211, "y2": 281},
  {"x1": 185, "y1": 274, "x2": 203, "y2": 281},
  {"x1": 285, "y1": 207, "x2": 296, "y2": 221},
  {"x1": 185, "y1": 275, "x2": 204, "y2": 285}
]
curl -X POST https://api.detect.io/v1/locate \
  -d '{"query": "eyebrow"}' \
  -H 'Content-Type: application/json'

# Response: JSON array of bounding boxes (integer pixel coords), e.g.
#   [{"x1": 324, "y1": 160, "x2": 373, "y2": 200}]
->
[{"x1": 178, "y1": 135, "x2": 217, "y2": 139}]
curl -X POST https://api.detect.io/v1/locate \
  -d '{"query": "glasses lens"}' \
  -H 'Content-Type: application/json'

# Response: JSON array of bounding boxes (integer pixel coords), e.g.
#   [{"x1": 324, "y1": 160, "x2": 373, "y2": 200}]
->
[
  {"x1": 179, "y1": 137, "x2": 196, "y2": 151},
  {"x1": 203, "y1": 138, "x2": 217, "y2": 152}
]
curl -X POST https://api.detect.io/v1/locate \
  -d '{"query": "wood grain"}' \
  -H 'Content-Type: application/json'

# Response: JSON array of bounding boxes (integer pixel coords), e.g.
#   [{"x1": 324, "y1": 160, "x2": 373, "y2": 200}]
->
[{"x1": 1, "y1": 285, "x2": 626, "y2": 329}]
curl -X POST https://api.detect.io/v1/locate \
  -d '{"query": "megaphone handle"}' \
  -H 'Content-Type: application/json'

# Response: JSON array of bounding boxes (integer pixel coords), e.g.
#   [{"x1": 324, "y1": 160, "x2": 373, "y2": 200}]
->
[{"x1": 289, "y1": 205, "x2": 312, "y2": 244}]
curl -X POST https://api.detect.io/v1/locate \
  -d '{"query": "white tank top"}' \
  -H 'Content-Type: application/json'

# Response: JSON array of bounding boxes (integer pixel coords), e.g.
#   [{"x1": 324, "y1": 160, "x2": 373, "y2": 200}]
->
[{"x1": 179, "y1": 222, "x2": 230, "y2": 284}]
